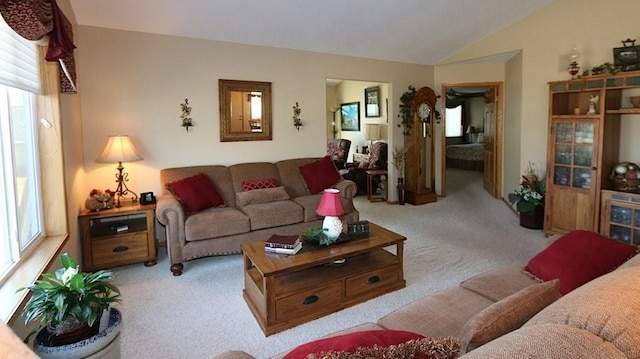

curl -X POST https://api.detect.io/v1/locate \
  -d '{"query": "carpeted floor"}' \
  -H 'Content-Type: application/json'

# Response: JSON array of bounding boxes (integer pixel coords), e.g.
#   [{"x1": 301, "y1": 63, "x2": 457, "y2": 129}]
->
[{"x1": 111, "y1": 169, "x2": 548, "y2": 359}]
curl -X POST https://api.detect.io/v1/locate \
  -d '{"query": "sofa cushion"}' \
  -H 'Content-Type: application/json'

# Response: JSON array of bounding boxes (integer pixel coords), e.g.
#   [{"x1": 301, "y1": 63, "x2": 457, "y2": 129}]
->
[
  {"x1": 283, "y1": 330, "x2": 459, "y2": 359},
  {"x1": 235, "y1": 186, "x2": 290, "y2": 206},
  {"x1": 460, "y1": 323, "x2": 626, "y2": 358},
  {"x1": 525, "y1": 230, "x2": 637, "y2": 295},
  {"x1": 299, "y1": 156, "x2": 342, "y2": 194},
  {"x1": 460, "y1": 265, "x2": 541, "y2": 302},
  {"x1": 458, "y1": 279, "x2": 561, "y2": 353},
  {"x1": 184, "y1": 207, "x2": 250, "y2": 241},
  {"x1": 240, "y1": 200, "x2": 303, "y2": 230},
  {"x1": 241, "y1": 177, "x2": 277, "y2": 191},
  {"x1": 378, "y1": 287, "x2": 494, "y2": 338},
  {"x1": 524, "y1": 265, "x2": 640, "y2": 358},
  {"x1": 165, "y1": 173, "x2": 225, "y2": 213}
]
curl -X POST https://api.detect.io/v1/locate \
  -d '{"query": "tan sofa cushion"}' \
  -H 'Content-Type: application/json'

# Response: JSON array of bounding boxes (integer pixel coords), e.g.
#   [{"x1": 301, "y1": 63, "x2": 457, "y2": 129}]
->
[
  {"x1": 460, "y1": 323, "x2": 626, "y2": 358},
  {"x1": 458, "y1": 279, "x2": 561, "y2": 353},
  {"x1": 460, "y1": 265, "x2": 541, "y2": 302},
  {"x1": 184, "y1": 207, "x2": 250, "y2": 241},
  {"x1": 229, "y1": 162, "x2": 282, "y2": 194},
  {"x1": 235, "y1": 186, "x2": 290, "y2": 206},
  {"x1": 377, "y1": 287, "x2": 493, "y2": 338},
  {"x1": 524, "y1": 266, "x2": 640, "y2": 358},
  {"x1": 240, "y1": 200, "x2": 303, "y2": 230}
]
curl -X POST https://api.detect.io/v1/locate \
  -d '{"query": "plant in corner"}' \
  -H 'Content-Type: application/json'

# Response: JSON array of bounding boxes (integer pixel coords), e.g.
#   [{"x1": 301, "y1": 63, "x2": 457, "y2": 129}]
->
[
  {"x1": 18, "y1": 252, "x2": 121, "y2": 345},
  {"x1": 508, "y1": 162, "x2": 546, "y2": 214}
]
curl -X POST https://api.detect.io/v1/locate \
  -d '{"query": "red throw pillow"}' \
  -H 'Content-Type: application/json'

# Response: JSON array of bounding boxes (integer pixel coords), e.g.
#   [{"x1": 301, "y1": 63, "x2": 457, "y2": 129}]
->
[
  {"x1": 242, "y1": 178, "x2": 277, "y2": 191},
  {"x1": 525, "y1": 230, "x2": 638, "y2": 295},
  {"x1": 299, "y1": 156, "x2": 342, "y2": 194},
  {"x1": 283, "y1": 330, "x2": 425, "y2": 359},
  {"x1": 166, "y1": 173, "x2": 225, "y2": 213}
]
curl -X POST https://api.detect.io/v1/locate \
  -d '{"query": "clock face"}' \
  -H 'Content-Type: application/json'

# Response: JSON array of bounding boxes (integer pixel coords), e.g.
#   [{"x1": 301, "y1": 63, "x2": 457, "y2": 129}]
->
[{"x1": 419, "y1": 103, "x2": 431, "y2": 119}]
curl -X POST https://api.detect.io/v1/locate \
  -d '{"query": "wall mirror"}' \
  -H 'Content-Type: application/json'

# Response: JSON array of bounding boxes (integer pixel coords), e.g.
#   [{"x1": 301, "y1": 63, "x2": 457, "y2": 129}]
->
[{"x1": 219, "y1": 79, "x2": 272, "y2": 142}]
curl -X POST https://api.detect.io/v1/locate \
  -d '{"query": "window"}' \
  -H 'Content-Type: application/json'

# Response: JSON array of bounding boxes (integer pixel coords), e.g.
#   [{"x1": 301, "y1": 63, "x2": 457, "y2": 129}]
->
[
  {"x1": 445, "y1": 105, "x2": 463, "y2": 137},
  {"x1": 0, "y1": 17, "x2": 44, "y2": 280},
  {"x1": 0, "y1": 85, "x2": 44, "y2": 278}
]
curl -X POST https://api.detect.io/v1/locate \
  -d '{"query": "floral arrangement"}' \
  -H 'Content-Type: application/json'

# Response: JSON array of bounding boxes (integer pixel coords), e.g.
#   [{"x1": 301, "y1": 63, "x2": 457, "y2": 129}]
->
[
  {"x1": 508, "y1": 162, "x2": 546, "y2": 213},
  {"x1": 392, "y1": 146, "x2": 408, "y2": 176},
  {"x1": 85, "y1": 188, "x2": 115, "y2": 211},
  {"x1": 18, "y1": 253, "x2": 121, "y2": 343},
  {"x1": 180, "y1": 98, "x2": 193, "y2": 132},
  {"x1": 292, "y1": 102, "x2": 303, "y2": 130}
]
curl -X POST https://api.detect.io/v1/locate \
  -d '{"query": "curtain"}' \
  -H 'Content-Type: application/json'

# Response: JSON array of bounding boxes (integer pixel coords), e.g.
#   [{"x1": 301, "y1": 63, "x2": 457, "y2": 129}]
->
[{"x1": 0, "y1": 0, "x2": 77, "y2": 93}]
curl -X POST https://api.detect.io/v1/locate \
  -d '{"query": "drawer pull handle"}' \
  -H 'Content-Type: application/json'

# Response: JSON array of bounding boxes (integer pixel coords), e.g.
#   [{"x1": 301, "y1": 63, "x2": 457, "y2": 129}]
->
[
  {"x1": 303, "y1": 295, "x2": 319, "y2": 305},
  {"x1": 113, "y1": 245, "x2": 129, "y2": 253},
  {"x1": 367, "y1": 276, "x2": 380, "y2": 284}
]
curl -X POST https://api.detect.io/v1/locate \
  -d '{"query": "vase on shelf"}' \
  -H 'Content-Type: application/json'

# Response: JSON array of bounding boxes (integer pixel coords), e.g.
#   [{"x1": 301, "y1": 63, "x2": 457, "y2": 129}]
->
[
  {"x1": 519, "y1": 205, "x2": 544, "y2": 229},
  {"x1": 397, "y1": 178, "x2": 405, "y2": 205}
]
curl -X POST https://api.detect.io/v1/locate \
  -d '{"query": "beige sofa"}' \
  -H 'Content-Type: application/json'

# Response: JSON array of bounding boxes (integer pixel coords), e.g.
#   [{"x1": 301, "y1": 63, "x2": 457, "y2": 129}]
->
[
  {"x1": 213, "y1": 234, "x2": 640, "y2": 358},
  {"x1": 156, "y1": 157, "x2": 358, "y2": 276}
]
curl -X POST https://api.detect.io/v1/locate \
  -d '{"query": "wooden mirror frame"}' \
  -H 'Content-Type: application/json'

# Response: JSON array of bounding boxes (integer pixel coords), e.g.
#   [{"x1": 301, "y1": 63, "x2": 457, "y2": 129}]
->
[{"x1": 219, "y1": 79, "x2": 272, "y2": 142}]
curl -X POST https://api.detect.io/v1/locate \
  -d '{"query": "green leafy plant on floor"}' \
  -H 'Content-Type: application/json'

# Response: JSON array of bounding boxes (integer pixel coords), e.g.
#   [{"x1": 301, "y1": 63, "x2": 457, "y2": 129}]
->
[{"x1": 508, "y1": 162, "x2": 546, "y2": 213}]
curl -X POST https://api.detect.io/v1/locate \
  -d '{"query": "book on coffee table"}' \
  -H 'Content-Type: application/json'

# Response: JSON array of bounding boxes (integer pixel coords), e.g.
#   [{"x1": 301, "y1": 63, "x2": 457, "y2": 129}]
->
[
  {"x1": 264, "y1": 241, "x2": 302, "y2": 255},
  {"x1": 265, "y1": 234, "x2": 301, "y2": 249}
]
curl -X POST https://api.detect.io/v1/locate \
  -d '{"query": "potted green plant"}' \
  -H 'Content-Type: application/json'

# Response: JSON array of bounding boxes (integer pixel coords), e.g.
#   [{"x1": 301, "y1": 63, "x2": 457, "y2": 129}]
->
[
  {"x1": 508, "y1": 162, "x2": 546, "y2": 229},
  {"x1": 18, "y1": 253, "x2": 121, "y2": 346}
]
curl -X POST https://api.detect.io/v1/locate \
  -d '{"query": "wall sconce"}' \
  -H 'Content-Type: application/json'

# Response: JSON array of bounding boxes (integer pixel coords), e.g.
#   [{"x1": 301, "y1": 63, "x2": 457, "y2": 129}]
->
[
  {"x1": 96, "y1": 135, "x2": 143, "y2": 207},
  {"x1": 293, "y1": 102, "x2": 303, "y2": 130},
  {"x1": 316, "y1": 189, "x2": 345, "y2": 242},
  {"x1": 180, "y1": 98, "x2": 193, "y2": 132}
]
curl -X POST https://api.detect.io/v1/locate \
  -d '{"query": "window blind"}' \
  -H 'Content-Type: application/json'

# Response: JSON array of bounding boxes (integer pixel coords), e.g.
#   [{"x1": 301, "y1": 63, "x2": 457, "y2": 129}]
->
[{"x1": 0, "y1": 16, "x2": 40, "y2": 94}]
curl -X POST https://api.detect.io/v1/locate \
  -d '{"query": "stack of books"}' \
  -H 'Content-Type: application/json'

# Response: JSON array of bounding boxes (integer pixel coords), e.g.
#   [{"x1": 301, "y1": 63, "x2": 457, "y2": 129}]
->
[{"x1": 265, "y1": 234, "x2": 302, "y2": 255}]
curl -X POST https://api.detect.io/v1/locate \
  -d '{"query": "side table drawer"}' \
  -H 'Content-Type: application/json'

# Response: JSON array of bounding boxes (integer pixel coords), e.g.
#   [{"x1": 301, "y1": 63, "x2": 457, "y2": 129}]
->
[
  {"x1": 345, "y1": 265, "x2": 399, "y2": 297},
  {"x1": 92, "y1": 232, "x2": 149, "y2": 267},
  {"x1": 276, "y1": 281, "x2": 342, "y2": 321}
]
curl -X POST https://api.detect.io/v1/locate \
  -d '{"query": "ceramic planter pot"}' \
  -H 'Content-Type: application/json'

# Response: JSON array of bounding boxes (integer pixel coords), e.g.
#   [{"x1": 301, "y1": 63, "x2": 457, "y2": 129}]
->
[
  {"x1": 519, "y1": 206, "x2": 544, "y2": 229},
  {"x1": 33, "y1": 307, "x2": 122, "y2": 359}
]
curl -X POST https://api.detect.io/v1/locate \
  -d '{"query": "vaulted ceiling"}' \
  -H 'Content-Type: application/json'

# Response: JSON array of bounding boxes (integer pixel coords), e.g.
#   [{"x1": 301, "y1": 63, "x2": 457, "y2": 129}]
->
[{"x1": 68, "y1": 0, "x2": 555, "y2": 65}]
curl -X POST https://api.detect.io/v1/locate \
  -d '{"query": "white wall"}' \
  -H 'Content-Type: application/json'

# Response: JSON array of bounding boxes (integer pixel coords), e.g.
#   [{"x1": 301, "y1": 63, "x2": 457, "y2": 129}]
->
[{"x1": 77, "y1": 26, "x2": 432, "y2": 198}]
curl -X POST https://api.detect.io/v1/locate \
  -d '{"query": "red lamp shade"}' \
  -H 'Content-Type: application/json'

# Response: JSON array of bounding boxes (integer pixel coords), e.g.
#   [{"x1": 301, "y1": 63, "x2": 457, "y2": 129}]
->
[{"x1": 316, "y1": 189, "x2": 345, "y2": 217}]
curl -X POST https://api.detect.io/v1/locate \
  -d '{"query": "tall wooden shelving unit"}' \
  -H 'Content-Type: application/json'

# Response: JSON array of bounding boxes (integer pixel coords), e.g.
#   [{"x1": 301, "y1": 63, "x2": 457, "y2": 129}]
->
[{"x1": 544, "y1": 71, "x2": 640, "y2": 236}]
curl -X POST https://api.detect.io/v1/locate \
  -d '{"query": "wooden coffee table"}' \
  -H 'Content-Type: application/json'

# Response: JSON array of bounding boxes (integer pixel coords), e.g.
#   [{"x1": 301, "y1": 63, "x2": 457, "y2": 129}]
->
[{"x1": 241, "y1": 222, "x2": 406, "y2": 336}]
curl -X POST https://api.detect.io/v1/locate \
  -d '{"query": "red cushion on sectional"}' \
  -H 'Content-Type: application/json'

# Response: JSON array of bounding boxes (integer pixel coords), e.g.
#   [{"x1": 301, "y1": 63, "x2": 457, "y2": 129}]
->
[
  {"x1": 525, "y1": 230, "x2": 638, "y2": 295},
  {"x1": 299, "y1": 156, "x2": 342, "y2": 194},
  {"x1": 166, "y1": 173, "x2": 225, "y2": 213},
  {"x1": 283, "y1": 330, "x2": 425, "y2": 359},
  {"x1": 242, "y1": 178, "x2": 277, "y2": 191}
]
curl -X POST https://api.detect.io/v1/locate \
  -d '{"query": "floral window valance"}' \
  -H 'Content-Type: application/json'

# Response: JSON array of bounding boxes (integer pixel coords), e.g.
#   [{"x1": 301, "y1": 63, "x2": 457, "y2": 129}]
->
[{"x1": 0, "y1": 0, "x2": 77, "y2": 93}]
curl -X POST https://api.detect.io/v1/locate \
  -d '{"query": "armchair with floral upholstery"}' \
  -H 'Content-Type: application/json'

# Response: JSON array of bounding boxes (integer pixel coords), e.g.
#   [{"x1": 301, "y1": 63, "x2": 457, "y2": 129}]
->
[
  {"x1": 327, "y1": 138, "x2": 351, "y2": 170},
  {"x1": 343, "y1": 141, "x2": 388, "y2": 196}
]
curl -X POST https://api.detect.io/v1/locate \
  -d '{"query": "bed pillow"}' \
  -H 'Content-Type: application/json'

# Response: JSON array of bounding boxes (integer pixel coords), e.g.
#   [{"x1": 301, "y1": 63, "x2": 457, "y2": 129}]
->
[
  {"x1": 458, "y1": 279, "x2": 561, "y2": 353},
  {"x1": 299, "y1": 156, "x2": 342, "y2": 194},
  {"x1": 165, "y1": 173, "x2": 225, "y2": 213},
  {"x1": 235, "y1": 186, "x2": 290, "y2": 206},
  {"x1": 241, "y1": 178, "x2": 277, "y2": 191},
  {"x1": 525, "y1": 230, "x2": 638, "y2": 295},
  {"x1": 283, "y1": 330, "x2": 459, "y2": 359}
]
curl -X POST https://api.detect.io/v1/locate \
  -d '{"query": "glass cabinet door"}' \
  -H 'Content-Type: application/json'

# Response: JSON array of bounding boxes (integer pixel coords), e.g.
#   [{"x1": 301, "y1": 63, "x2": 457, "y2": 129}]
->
[{"x1": 552, "y1": 120, "x2": 595, "y2": 189}]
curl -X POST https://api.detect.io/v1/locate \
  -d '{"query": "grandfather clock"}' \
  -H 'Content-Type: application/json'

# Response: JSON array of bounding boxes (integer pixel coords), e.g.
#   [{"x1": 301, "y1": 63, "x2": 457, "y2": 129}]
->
[{"x1": 405, "y1": 86, "x2": 437, "y2": 205}]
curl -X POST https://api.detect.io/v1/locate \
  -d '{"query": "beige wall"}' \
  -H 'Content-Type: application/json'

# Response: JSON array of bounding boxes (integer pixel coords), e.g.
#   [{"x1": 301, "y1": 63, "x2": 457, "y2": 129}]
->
[
  {"x1": 77, "y1": 26, "x2": 431, "y2": 199},
  {"x1": 439, "y1": 0, "x2": 640, "y2": 197}
]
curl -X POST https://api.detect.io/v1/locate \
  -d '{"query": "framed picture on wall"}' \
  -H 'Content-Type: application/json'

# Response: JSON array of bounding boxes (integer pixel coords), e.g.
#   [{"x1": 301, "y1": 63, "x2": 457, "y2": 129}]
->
[
  {"x1": 613, "y1": 45, "x2": 640, "y2": 72},
  {"x1": 341, "y1": 102, "x2": 360, "y2": 131},
  {"x1": 365, "y1": 86, "x2": 380, "y2": 117}
]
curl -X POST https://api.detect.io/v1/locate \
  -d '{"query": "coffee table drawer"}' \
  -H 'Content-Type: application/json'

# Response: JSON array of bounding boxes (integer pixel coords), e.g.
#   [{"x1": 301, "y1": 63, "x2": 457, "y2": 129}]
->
[
  {"x1": 276, "y1": 281, "x2": 342, "y2": 320},
  {"x1": 345, "y1": 265, "x2": 399, "y2": 297}
]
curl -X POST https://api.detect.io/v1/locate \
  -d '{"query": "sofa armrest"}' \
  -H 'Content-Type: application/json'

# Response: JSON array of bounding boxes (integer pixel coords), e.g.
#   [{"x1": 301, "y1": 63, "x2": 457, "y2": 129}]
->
[
  {"x1": 155, "y1": 194, "x2": 187, "y2": 267},
  {"x1": 334, "y1": 179, "x2": 357, "y2": 200}
]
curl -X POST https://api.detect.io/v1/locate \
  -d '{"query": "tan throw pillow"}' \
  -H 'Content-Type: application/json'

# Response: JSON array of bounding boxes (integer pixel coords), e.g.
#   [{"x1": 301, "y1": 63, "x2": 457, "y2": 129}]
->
[
  {"x1": 458, "y1": 279, "x2": 561, "y2": 354},
  {"x1": 235, "y1": 186, "x2": 290, "y2": 206}
]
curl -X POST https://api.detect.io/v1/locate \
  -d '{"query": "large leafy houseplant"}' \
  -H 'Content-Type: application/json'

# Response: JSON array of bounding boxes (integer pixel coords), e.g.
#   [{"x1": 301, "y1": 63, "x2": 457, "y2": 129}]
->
[
  {"x1": 19, "y1": 253, "x2": 121, "y2": 343},
  {"x1": 508, "y1": 162, "x2": 546, "y2": 213}
]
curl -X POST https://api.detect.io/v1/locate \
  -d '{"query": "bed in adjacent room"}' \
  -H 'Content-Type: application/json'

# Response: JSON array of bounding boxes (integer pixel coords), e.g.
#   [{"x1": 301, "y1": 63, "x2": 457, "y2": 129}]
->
[{"x1": 446, "y1": 142, "x2": 484, "y2": 171}]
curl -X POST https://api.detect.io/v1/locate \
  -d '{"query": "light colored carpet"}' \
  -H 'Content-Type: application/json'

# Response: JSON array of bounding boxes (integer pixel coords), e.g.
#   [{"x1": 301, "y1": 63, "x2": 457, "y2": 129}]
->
[{"x1": 110, "y1": 169, "x2": 548, "y2": 359}]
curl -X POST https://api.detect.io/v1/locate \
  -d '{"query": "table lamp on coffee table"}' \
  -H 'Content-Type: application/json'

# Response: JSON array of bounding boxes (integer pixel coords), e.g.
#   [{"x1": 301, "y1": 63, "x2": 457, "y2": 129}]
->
[{"x1": 316, "y1": 188, "x2": 345, "y2": 242}]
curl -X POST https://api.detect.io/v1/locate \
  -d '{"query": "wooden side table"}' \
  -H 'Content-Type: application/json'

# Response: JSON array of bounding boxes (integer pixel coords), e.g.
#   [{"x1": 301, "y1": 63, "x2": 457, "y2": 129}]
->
[
  {"x1": 366, "y1": 169, "x2": 387, "y2": 202},
  {"x1": 79, "y1": 202, "x2": 157, "y2": 271}
]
